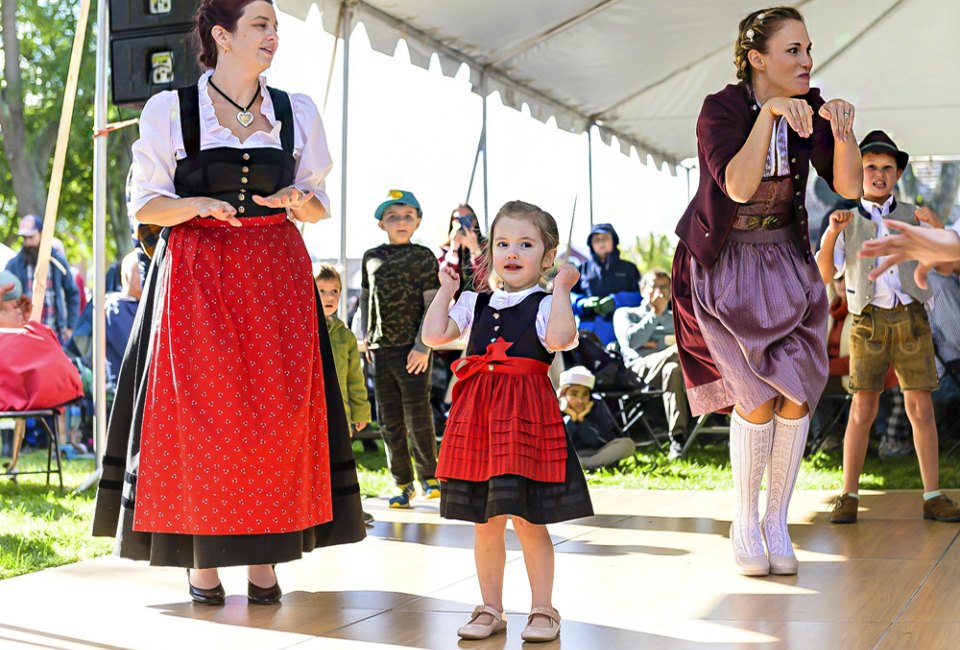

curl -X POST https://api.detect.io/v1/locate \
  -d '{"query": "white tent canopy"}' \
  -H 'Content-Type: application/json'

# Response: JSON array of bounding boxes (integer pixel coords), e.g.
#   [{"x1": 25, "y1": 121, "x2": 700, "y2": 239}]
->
[{"x1": 278, "y1": 0, "x2": 960, "y2": 167}]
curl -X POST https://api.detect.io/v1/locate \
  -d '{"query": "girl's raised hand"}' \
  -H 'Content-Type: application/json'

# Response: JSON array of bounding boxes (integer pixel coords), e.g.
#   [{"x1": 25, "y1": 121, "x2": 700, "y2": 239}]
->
[
  {"x1": 553, "y1": 263, "x2": 580, "y2": 292},
  {"x1": 439, "y1": 264, "x2": 461, "y2": 292}
]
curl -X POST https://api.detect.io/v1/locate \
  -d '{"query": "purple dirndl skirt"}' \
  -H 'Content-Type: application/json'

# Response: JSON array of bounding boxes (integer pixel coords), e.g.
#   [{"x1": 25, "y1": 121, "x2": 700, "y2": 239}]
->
[{"x1": 687, "y1": 227, "x2": 828, "y2": 415}]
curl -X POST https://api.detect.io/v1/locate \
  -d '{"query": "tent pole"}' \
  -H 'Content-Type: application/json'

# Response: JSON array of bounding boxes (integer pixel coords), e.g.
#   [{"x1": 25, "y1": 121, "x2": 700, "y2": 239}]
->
[
  {"x1": 30, "y1": 0, "x2": 91, "y2": 320},
  {"x1": 75, "y1": 0, "x2": 107, "y2": 494},
  {"x1": 480, "y1": 70, "x2": 489, "y2": 231},
  {"x1": 92, "y1": 0, "x2": 108, "y2": 472},
  {"x1": 465, "y1": 128, "x2": 482, "y2": 205},
  {"x1": 587, "y1": 122, "x2": 595, "y2": 228},
  {"x1": 338, "y1": 1, "x2": 352, "y2": 318}
]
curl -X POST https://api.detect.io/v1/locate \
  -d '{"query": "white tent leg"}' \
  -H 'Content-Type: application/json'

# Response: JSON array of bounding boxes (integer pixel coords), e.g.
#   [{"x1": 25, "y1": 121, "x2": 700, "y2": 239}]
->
[
  {"x1": 338, "y1": 1, "x2": 353, "y2": 318},
  {"x1": 480, "y1": 71, "x2": 489, "y2": 231},
  {"x1": 587, "y1": 122, "x2": 595, "y2": 228},
  {"x1": 77, "y1": 0, "x2": 108, "y2": 494},
  {"x1": 92, "y1": 0, "x2": 108, "y2": 473}
]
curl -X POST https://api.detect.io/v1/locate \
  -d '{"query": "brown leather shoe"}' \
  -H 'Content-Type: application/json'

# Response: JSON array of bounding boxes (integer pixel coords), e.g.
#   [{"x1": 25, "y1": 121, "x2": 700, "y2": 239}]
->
[
  {"x1": 457, "y1": 605, "x2": 506, "y2": 640},
  {"x1": 829, "y1": 493, "x2": 859, "y2": 524},
  {"x1": 923, "y1": 494, "x2": 960, "y2": 522}
]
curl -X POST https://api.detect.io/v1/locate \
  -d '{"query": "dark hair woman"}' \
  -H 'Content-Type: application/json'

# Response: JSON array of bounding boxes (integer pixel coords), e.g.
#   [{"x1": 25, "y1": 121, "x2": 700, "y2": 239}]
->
[
  {"x1": 671, "y1": 7, "x2": 862, "y2": 577},
  {"x1": 438, "y1": 203, "x2": 488, "y2": 293},
  {"x1": 92, "y1": 0, "x2": 365, "y2": 604}
]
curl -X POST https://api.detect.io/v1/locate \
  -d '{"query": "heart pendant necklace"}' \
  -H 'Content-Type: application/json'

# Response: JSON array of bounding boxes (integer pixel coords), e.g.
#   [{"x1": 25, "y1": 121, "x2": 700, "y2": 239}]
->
[{"x1": 208, "y1": 77, "x2": 259, "y2": 128}]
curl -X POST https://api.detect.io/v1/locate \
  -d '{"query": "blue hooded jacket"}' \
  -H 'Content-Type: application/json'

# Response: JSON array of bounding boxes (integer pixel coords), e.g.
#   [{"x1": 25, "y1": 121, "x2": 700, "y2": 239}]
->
[{"x1": 571, "y1": 223, "x2": 642, "y2": 345}]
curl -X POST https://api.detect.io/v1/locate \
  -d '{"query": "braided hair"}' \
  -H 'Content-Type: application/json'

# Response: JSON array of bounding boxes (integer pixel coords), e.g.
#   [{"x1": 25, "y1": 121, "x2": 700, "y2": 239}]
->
[{"x1": 733, "y1": 7, "x2": 805, "y2": 82}]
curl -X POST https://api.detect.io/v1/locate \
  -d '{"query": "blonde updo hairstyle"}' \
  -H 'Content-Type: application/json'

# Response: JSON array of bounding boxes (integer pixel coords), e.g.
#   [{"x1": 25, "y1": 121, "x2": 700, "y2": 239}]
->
[
  {"x1": 734, "y1": 6, "x2": 806, "y2": 82},
  {"x1": 484, "y1": 200, "x2": 560, "y2": 291}
]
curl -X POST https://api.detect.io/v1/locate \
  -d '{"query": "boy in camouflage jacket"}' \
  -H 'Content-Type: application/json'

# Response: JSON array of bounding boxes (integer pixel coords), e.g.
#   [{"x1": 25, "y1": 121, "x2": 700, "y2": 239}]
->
[{"x1": 361, "y1": 190, "x2": 441, "y2": 508}]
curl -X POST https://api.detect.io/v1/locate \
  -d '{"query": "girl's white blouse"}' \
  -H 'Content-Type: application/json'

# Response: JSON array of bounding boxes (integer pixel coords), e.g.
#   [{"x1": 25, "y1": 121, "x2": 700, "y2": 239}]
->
[{"x1": 449, "y1": 286, "x2": 579, "y2": 351}]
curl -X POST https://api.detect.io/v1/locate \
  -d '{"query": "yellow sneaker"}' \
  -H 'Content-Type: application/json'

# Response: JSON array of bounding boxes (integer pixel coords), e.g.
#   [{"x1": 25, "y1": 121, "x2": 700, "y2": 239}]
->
[{"x1": 422, "y1": 478, "x2": 441, "y2": 499}]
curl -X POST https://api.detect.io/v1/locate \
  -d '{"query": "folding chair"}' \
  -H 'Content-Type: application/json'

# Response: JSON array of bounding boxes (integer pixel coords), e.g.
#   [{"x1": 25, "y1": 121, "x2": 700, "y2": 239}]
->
[
  {"x1": 680, "y1": 412, "x2": 730, "y2": 457},
  {"x1": 1, "y1": 409, "x2": 64, "y2": 490},
  {"x1": 806, "y1": 391, "x2": 851, "y2": 457},
  {"x1": 596, "y1": 387, "x2": 667, "y2": 453}
]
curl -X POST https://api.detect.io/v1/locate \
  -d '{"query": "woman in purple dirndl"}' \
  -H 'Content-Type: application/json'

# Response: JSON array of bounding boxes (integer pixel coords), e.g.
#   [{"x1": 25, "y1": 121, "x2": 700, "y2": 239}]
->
[{"x1": 672, "y1": 7, "x2": 862, "y2": 576}]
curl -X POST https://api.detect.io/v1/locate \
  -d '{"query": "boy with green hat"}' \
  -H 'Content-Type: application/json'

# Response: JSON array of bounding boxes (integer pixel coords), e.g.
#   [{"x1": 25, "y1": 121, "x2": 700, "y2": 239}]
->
[{"x1": 361, "y1": 190, "x2": 441, "y2": 507}]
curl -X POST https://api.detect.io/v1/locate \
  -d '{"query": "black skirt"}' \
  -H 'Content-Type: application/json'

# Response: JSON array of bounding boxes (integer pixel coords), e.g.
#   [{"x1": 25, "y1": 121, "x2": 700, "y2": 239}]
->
[
  {"x1": 91, "y1": 231, "x2": 366, "y2": 568},
  {"x1": 439, "y1": 434, "x2": 594, "y2": 525}
]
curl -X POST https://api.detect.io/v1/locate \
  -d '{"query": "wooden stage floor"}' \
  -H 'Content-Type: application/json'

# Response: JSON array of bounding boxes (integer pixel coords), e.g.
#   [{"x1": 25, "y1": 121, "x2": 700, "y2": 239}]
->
[{"x1": 1, "y1": 489, "x2": 959, "y2": 649}]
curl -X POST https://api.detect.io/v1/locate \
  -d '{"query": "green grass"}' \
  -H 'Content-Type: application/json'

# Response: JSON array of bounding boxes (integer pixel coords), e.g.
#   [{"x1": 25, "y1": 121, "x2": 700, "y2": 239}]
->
[
  {"x1": 3, "y1": 437, "x2": 958, "y2": 581},
  {"x1": 352, "y1": 437, "x2": 960, "y2": 492},
  {"x1": 0, "y1": 453, "x2": 113, "y2": 580}
]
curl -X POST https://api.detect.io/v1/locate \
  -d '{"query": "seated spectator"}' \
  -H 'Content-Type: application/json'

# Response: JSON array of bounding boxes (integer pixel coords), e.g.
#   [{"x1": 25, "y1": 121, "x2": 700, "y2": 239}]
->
[
  {"x1": 613, "y1": 269, "x2": 688, "y2": 457},
  {"x1": 0, "y1": 283, "x2": 83, "y2": 412},
  {"x1": 5, "y1": 214, "x2": 80, "y2": 343},
  {"x1": 438, "y1": 204, "x2": 487, "y2": 293},
  {"x1": 0, "y1": 280, "x2": 30, "y2": 329},
  {"x1": 558, "y1": 366, "x2": 635, "y2": 470},
  {"x1": 67, "y1": 250, "x2": 142, "y2": 389},
  {"x1": 572, "y1": 224, "x2": 641, "y2": 346},
  {"x1": 927, "y1": 268, "x2": 960, "y2": 418}
]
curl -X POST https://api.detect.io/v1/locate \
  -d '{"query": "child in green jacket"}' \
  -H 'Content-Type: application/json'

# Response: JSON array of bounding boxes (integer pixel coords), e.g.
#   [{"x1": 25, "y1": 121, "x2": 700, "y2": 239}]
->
[{"x1": 315, "y1": 264, "x2": 371, "y2": 433}]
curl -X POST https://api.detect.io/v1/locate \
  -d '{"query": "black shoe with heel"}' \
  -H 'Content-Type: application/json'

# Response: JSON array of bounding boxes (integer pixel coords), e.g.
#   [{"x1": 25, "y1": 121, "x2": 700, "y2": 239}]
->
[
  {"x1": 247, "y1": 566, "x2": 282, "y2": 605},
  {"x1": 187, "y1": 569, "x2": 225, "y2": 605}
]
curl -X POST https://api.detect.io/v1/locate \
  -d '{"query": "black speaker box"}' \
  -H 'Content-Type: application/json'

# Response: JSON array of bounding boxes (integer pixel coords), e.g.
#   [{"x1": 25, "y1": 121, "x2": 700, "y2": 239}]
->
[
  {"x1": 109, "y1": 0, "x2": 195, "y2": 34},
  {"x1": 109, "y1": 0, "x2": 202, "y2": 107},
  {"x1": 111, "y1": 32, "x2": 201, "y2": 107}
]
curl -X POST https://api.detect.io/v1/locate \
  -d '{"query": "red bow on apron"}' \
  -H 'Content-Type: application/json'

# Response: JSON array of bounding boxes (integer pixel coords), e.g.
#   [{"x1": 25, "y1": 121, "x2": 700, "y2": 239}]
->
[{"x1": 451, "y1": 338, "x2": 551, "y2": 402}]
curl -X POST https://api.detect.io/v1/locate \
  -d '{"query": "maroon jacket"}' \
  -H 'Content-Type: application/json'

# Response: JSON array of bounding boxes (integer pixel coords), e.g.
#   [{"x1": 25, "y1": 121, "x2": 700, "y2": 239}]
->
[{"x1": 675, "y1": 82, "x2": 836, "y2": 269}]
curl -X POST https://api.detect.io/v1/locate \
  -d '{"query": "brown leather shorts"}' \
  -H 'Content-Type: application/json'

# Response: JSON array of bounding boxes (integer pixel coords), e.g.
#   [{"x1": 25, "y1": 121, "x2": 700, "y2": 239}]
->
[{"x1": 848, "y1": 302, "x2": 938, "y2": 392}]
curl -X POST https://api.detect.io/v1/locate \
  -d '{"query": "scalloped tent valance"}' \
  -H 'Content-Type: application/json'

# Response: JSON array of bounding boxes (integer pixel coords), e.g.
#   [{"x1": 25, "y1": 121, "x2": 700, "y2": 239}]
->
[{"x1": 277, "y1": 0, "x2": 960, "y2": 168}]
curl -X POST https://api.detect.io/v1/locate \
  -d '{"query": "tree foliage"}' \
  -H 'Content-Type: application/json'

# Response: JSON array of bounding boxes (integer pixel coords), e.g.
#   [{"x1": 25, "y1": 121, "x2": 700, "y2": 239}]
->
[
  {"x1": 0, "y1": 0, "x2": 136, "y2": 269},
  {"x1": 624, "y1": 233, "x2": 676, "y2": 276}
]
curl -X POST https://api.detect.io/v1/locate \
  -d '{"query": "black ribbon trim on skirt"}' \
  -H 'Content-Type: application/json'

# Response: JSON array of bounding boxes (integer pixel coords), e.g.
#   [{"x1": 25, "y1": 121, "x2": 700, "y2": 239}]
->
[
  {"x1": 98, "y1": 479, "x2": 123, "y2": 491},
  {"x1": 331, "y1": 483, "x2": 361, "y2": 498},
  {"x1": 102, "y1": 454, "x2": 126, "y2": 467},
  {"x1": 330, "y1": 459, "x2": 357, "y2": 472}
]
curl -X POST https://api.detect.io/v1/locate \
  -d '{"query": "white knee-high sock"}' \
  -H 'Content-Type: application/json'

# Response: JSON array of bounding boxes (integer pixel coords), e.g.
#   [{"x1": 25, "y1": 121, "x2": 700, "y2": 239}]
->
[
  {"x1": 729, "y1": 410, "x2": 773, "y2": 559},
  {"x1": 763, "y1": 413, "x2": 809, "y2": 556}
]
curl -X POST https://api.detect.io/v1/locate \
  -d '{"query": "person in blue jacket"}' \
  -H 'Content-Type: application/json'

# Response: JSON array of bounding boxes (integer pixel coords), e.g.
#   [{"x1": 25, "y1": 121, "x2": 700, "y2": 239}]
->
[{"x1": 571, "y1": 223, "x2": 641, "y2": 345}]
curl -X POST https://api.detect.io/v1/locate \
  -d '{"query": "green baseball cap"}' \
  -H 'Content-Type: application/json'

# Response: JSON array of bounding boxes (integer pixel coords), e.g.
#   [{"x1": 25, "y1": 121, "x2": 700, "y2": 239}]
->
[{"x1": 374, "y1": 189, "x2": 422, "y2": 220}]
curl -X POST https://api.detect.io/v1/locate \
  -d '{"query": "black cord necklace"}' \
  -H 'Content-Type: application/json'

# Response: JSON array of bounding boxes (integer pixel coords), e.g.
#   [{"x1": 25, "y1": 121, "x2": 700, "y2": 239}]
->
[{"x1": 208, "y1": 77, "x2": 259, "y2": 128}]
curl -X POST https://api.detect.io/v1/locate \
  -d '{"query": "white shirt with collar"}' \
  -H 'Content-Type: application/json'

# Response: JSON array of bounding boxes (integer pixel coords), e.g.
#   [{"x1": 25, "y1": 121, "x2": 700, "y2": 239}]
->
[
  {"x1": 448, "y1": 286, "x2": 579, "y2": 351},
  {"x1": 127, "y1": 70, "x2": 332, "y2": 217},
  {"x1": 825, "y1": 195, "x2": 918, "y2": 309}
]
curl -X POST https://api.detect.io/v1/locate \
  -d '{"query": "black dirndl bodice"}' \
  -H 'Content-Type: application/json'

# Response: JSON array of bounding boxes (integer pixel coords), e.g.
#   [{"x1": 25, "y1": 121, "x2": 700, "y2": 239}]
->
[{"x1": 467, "y1": 291, "x2": 554, "y2": 364}]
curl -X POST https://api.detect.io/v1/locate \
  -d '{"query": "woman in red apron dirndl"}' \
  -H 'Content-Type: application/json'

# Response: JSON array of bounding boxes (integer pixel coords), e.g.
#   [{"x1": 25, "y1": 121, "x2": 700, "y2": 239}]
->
[{"x1": 93, "y1": 0, "x2": 365, "y2": 605}]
